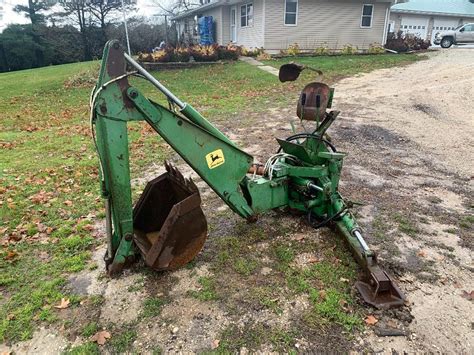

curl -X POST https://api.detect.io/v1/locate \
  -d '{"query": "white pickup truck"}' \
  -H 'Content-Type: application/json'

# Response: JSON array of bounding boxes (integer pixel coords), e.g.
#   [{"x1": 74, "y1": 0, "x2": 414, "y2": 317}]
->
[{"x1": 434, "y1": 23, "x2": 474, "y2": 48}]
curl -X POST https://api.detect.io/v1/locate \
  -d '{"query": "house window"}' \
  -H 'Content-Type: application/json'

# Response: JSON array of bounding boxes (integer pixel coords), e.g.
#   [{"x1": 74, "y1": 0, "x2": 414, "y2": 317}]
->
[
  {"x1": 241, "y1": 3, "x2": 253, "y2": 27},
  {"x1": 284, "y1": 0, "x2": 298, "y2": 26},
  {"x1": 361, "y1": 4, "x2": 373, "y2": 28}
]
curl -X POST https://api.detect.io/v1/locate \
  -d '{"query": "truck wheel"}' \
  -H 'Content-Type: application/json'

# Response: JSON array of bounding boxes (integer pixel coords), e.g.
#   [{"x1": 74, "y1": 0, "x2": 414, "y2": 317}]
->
[{"x1": 441, "y1": 38, "x2": 453, "y2": 48}]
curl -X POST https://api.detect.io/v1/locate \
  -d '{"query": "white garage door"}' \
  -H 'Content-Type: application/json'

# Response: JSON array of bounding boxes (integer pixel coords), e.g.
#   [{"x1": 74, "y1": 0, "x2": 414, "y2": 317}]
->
[
  {"x1": 433, "y1": 18, "x2": 460, "y2": 33},
  {"x1": 400, "y1": 16, "x2": 429, "y2": 39}
]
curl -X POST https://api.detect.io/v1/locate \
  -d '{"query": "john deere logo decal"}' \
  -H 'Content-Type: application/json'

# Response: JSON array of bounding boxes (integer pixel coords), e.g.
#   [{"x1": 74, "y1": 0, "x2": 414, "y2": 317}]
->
[{"x1": 206, "y1": 149, "x2": 225, "y2": 169}]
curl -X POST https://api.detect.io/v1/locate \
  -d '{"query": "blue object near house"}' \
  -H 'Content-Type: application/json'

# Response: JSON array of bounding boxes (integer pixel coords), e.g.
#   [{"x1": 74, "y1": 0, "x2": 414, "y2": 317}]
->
[{"x1": 198, "y1": 16, "x2": 214, "y2": 45}]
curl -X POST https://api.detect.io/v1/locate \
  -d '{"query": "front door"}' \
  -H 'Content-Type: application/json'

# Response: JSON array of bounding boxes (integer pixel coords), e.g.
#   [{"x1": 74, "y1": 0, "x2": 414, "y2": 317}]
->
[{"x1": 230, "y1": 6, "x2": 237, "y2": 43}]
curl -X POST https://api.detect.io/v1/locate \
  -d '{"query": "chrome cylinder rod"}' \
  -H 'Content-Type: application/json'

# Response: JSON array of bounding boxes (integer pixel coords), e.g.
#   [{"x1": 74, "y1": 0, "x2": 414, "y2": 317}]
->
[
  {"x1": 353, "y1": 229, "x2": 370, "y2": 253},
  {"x1": 124, "y1": 53, "x2": 186, "y2": 109}
]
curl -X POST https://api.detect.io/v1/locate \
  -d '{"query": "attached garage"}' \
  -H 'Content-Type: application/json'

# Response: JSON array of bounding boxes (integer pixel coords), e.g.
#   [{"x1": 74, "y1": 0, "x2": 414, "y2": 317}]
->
[
  {"x1": 432, "y1": 17, "x2": 461, "y2": 33},
  {"x1": 400, "y1": 15, "x2": 429, "y2": 39},
  {"x1": 390, "y1": 0, "x2": 474, "y2": 42}
]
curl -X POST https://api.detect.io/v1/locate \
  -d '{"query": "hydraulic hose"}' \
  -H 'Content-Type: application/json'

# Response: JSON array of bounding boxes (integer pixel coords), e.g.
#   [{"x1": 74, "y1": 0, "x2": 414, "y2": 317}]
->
[
  {"x1": 278, "y1": 133, "x2": 337, "y2": 153},
  {"x1": 307, "y1": 207, "x2": 347, "y2": 229}
]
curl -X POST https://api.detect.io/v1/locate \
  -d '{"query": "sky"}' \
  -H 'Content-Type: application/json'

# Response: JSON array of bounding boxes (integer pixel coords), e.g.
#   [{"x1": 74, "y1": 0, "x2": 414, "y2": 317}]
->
[{"x1": 0, "y1": 0, "x2": 170, "y2": 30}]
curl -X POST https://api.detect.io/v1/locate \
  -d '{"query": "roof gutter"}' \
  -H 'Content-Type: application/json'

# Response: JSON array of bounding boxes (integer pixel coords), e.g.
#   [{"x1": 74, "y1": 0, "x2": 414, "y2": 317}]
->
[
  {"x1": 171, "y1": 1, "x2": 224, "y2": 21},
  {"x1": 391, "y1": 9, "x2": 474, "y2": 18}
]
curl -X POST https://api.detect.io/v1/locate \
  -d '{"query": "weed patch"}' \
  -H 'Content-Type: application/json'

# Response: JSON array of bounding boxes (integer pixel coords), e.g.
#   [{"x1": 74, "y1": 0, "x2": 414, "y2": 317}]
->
[
  {"x1": 189, "y1": 276, "x2": 218, "y2": 301},
  {"x1": 142, "y1": 297, "x2": 166, "y2": 318},
  {"x1": 394, "y1": 213, "x2": 420, "y2": 237}
]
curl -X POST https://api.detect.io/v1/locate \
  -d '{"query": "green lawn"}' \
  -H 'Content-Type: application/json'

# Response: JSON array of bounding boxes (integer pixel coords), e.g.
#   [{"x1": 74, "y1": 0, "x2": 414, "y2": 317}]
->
[
  {"x1": 264, "y1": 53, "x2": 422, "y2": 79},
  {"x1": 0, "y1": 53, "x2": 423, "y2": 344}
]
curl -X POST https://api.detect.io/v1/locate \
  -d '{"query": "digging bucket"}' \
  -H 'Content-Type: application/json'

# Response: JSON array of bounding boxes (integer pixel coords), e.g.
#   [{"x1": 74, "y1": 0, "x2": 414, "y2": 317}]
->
[{"x1": 133, "y1": 161, "x2": 208, "y2": 270}]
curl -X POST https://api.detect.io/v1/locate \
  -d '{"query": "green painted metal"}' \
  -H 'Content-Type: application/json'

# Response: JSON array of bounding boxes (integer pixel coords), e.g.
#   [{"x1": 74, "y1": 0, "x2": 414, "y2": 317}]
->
[
  {"x1": 90, "y1": 41, "x2": 404, "y2": 308},
  {"x1": 126, "y1": 88, "x2": 254, "y2": 218}
]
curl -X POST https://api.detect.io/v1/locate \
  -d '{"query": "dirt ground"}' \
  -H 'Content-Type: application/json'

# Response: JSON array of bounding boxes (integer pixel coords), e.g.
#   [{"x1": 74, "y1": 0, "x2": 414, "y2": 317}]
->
[
  {"x1": 2, "y1": 49, "x2": 472, "y2": 354},
  {"x1": 333, "y1": 48, "x2": 474, "y2": 353}
]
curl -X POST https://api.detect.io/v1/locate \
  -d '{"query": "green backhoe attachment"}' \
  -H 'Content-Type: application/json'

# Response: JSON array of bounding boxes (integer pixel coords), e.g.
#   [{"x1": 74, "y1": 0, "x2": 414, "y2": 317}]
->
[{"x1": 90, "y1": 40, "x2": 405, "y2": 309}]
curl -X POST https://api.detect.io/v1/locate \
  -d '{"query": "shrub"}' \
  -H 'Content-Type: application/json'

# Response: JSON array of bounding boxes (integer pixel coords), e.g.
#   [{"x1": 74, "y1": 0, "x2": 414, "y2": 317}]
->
[
  {"x1": 286, "y1": 43, "x2": 301, "y2": 56},
  {"x1": 190, "y1": 44, "x2": 219, "y2": 62},
  {"x1": 314, "y1": 43, "x2": 329, "y2": 56},
  {"x1": 217, "y1": 43, "x2": 241, "y2": 60},
  {"x1": 137, "y1": 52, "x2": 153, "y2": 62},
  {"x1": 241, "y1": 47, "x2": 264, "y2": 57},
  {"x1": 385, "y1": 31, "x2": 430, "y2": 52},
  {"x1": 256, "y1": 52, "x2": 271, "y2": 60},
  {"x1": 169, "y1": 47, "x2": 191, "y2": 62},
  {"x1": 151, "y1": 49, "x2": 170, "y2": 63},
  {"x1": 368, "y1": 43, "x2": 385, "y2": 54},
  {"x1": 341, "y1": 44, "x2": 357, "y2": 55}
]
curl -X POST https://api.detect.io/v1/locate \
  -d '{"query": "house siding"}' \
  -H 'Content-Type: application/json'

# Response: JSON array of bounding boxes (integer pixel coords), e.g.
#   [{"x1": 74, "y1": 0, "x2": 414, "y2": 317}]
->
[
  {"x1": 205, "y1": 6, "x2": 224, "y2": 44},
  {"x1": 235, "y1": 0, "x2": 265, "y2": 48},
  {"x1": 264, "y1": 0, "x2": 390, "y2": 50},
  {"x1": 176, "y1": 6, "x2": 224, "y2": 44},
  {"x1": 222, "y1": 6, "x2": 231, "y2": 44}
]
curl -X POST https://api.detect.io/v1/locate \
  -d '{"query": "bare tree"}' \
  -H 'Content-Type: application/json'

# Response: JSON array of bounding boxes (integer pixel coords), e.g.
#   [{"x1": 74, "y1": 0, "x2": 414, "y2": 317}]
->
[
  {"x1": 53, "y1": 0, "x2": 93, "y2": 60},
  {"x1": 152, "y1": 0, "x2": 200, "y2": 16},
  {"x1": 14, "y1": 0, "x2": 52, "y2": 25},
  {"x1": 87, "y1": 0, "x2": 136, "y2": 44}
]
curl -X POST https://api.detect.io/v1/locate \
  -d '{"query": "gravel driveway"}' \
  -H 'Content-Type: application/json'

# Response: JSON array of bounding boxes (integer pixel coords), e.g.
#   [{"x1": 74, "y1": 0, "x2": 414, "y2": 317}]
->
[
  {"x1": 334, "y1": 49, "x2": 473, "y2": 353},
  {"x1": 336, "y1": 49, "x2": 474, "y2": 179}
]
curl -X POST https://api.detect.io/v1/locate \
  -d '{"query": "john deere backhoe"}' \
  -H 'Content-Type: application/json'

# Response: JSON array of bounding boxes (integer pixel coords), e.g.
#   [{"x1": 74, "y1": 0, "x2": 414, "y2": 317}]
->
[{"x1": 90, "y1": 41, "x2": 404, "y2": 309}]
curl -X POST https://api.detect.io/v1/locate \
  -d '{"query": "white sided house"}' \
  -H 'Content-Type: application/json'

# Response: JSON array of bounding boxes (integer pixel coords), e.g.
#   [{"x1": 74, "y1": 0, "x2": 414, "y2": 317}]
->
[
  {"x1": 172, "y1": 0, "x2": 394, "y2": 52},
  {"x1": 390, "y1": 0, "x2": 474, "y2": 42}
]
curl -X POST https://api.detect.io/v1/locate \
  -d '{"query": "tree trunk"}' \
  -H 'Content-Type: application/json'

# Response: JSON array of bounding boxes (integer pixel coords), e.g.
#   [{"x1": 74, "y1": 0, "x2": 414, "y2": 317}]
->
[
  {"x1": 28, "y1": 0, "x2": 37, "y2": 25},
  {"x1": 100, "y1": 11, "x2": 107, "y2": 47},
  {"x1": 77, "y1": 7, "x2": 92, "y2": 61}
]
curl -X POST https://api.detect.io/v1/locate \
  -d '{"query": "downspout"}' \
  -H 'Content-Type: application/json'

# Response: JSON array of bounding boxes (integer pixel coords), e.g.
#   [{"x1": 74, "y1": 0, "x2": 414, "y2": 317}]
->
[
  {"x1": 262, "y1": 0, "x2": 266, "y2": 48},
  {"x1": 382, "y1": 5, "x2": 390, "y2": 45}
]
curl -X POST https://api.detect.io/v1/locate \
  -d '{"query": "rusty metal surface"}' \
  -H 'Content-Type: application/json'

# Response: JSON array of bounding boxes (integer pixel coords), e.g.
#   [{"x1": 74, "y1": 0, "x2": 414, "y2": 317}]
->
[
  {"x1": 355, "y1": 265, "x2": 405, "y2": 309},
  {"x1": 133, "y1": 161, "x2": 208, "y2": 270},
  {"x1": 106, "y1": 42, "x2": 135, "y2": 109},
  {"x1": 279, "y1": 63, "x2": 306, "y2": 82},
  {"x1": 296, "y1": 82, "x2": 331, "y2": 121},
  {"x1": 248, "y1": 164, "x2": 265, "y2": 176},
  {"x1": 279, "y1": 62, "x2": 323, "y2": 83}
]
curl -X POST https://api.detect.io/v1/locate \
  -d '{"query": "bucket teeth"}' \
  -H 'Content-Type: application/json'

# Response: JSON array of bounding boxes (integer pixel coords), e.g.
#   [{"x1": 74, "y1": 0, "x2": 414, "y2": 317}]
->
[{"x1": 165, "y1": 160, "x2": 198, "y2": 193}]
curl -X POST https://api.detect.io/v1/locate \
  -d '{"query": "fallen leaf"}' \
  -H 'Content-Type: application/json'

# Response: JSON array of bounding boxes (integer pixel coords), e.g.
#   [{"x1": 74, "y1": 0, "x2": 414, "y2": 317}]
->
[
  {"x1": 417, "y1": 250, "x2": 427, "y2": 257},
  {"x1": 386, "y1": 319, "x2": 398, "y2": 328},
  {"x1": 54, "y1": 298, "x2": 70, "y2": 309},
  {"x1": 319, "y1": 290, "x2": 327, "y2": 300},
  {"x1": 461, "y1": 290, "x2": 474, "y2": 301},
  {"x1": 211, "y1": 339, "x2": 220, "y2": 349},
  {"x1": 365, "y1": 315, "x2": 378, "y2": 326},
  {"x1": 64, "y1": 200, "x2": 73, "y2": 206},
  {"x1": 339, "y1": 277, "x2": 350, "y2": 283},
  {"x1": 4, "y1": 250, "x2": 18, "y2": 261},
  {"x1": 91, "y1": 330, "x2": 111, "y2": 345},
  {"x1": 308, "y1": 256, "x2": 319, "y2": 264},
  {"x1": 295, "y1": 235, "x2": 305, "y2": 241},
  {"x1": 1, "y1": 350, "x2": 12, "y2": 355},
  {"x1": 338, "y1": 298, "x2": 349, "y2": 311}
]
